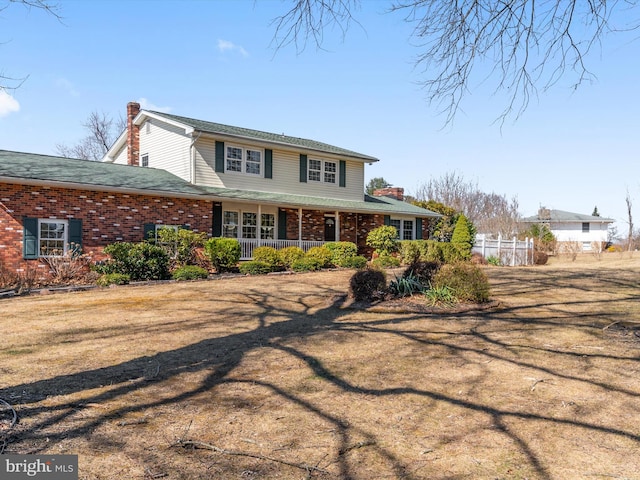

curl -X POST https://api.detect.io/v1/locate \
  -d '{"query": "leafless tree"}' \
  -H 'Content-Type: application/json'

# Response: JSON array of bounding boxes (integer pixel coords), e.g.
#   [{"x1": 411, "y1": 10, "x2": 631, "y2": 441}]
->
[
  {"x1": 413, "y1": 171, "x2": 520, "y2": 237},
  {"x1": 272, "y1": 1, "x2": 639, "y2": 124},
  {"x1": 56, "y1": 111, "x2": 125, "y2": 161},
  {"x1": 625, "y1": 188, "x2": 634, "y2": 251},
  {"x1": 1, "y1": 1, "x2": 62, "y2": 90}
]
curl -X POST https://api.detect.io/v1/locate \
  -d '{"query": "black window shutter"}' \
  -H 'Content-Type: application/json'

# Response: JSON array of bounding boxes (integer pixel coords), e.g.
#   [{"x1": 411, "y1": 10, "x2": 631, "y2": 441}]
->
[
  {"x1": 265, "y1": 149, "x2": 273, "y2": 179},
  {"x1": 299, "y1": 154, "x2": 307, "y2": 183},
  {"x1": 215, "y1": 141, "x2": 225, "y2": 173},
  {"x1": 384, "y1": 215, "x2": 390, "y2": 226},
  {"x1": 212, "y1": 203, "x2": 223, "y2": 237},
  {"x1": 181, "y1": 224, "x2": 191, "y2": 230},
  {"x1": 68, "y1": 219, "x2": 83, "y2": 254},
  {"x1": 339, "y1": 160, "x2": 346, "y2": 187},
  {"x1": 416, "y1": 218, "x2": 423, "y2": 240},
  {"x1": 278, "y1": 209, "x2": 287, "y2": 240},
  {"x1": 23, "y1": 217, "x2": 38, "y2": 259},
  {"x1": 143, "y1": 223, "x2": 156, "y2": 241}
]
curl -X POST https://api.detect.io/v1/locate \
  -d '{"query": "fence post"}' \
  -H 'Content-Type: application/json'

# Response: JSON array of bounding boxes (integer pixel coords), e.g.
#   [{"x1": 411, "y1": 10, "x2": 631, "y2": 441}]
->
[
  {"x1": 497, "y1": 234, "x2": 502, "y2": 262},
  {"x1": 512, "y1": 236, "x2": 516, "y2": 266}
]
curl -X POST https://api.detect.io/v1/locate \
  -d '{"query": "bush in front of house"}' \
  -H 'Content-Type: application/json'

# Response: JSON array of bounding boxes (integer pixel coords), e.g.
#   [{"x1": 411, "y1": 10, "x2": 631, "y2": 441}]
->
[
  {"x1": 96, "y1": 273, "x2": 130, "y2": 287},
  {"x1": 278, "y1": 246, "x2": 305, "y2": 268},
  {"x1": 172, "y1": 265, "x2": 209, "y2": 281},
  {"x1": 450, "y1": 214, "x2": 474, "y2": 260},
  {"x1": 291, "y1": 257, "x2": 323, "y2": 272},
  {"x1": 431, "y1": 262, "x2": 490, "y2": 303},
  {"x1": 325, "y1": 241, "x2": 358, "y2": 267},
  {"x1": 371, "y1": 254, "x2": 401, "y2": 269},
  {"x1": 399, "y1": 240, "x2": 422, "y2": 265},
  {"x1": 97, "y1": 242, "x2": 170, "y2": 281},
  {"x1": 366, "y1": 225, "x2": 399, "y2": 257},
  {"x1": 204, "y1": 238, "x2": 241, "y2": 273},
  {"x1": 349, "y1": 268, "x2": 387, "y2": 302},
  {"x1": 252, "y1": 246, "x2": 283, "y2": 270},
  {"x1": 239, "y1": 260, "x2": 273, "y2": 275},
  {"x1": 156, "y1": 228, "x2": 208, "y2": 268},
  {"x1": 403, "y1": 261, "x2": 440, "y2": 286},
  {"x1": 305, "y1": 246, "x2": 333, "y2": 268},
  {"x1": 340, "y1": 255, "x2": 368, "y2": 269}
]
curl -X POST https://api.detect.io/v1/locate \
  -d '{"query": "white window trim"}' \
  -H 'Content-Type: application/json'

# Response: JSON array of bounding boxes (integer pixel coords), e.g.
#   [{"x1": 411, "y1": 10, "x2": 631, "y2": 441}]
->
[
  {"x1": 225, "y1": 144, "x2": 264, "y2": 177},
  {"x1": 223, "y1": 210, "x2": 277, "y2": 240},
  {"x1": 141, "y1": 153, "x2": 149, "y2": 167},
  {"x1": 223, "y1": 210, "x2": 239, "y2": 239},
  {"x1": 308, "y1": 158, "x2": 338, "y2": 185},
  {"x1": 38, "y1": 219, "x2": 69, "y2": 257},
  {"x1": 389, "y1": 218, "x2": 415, "y2": 240}
]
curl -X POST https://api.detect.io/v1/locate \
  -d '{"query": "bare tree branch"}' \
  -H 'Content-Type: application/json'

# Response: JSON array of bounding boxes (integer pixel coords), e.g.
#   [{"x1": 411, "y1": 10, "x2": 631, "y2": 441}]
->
[{"x1": 56, "y1": 110, "x2": 122, "y2": 161}]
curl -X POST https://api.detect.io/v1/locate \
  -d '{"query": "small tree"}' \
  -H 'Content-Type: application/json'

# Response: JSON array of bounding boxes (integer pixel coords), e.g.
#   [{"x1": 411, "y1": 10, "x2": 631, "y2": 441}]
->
[
  {"x1": 451, "y1": 214, "x2": 474, "y2": 260},
  {"x1": 366, "y1": 225, "x2": 399, "y2": 257}
]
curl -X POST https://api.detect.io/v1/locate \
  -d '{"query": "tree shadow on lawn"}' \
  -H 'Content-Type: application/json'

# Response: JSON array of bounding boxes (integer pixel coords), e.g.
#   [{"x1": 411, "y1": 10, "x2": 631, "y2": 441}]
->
[{"x1": 2, "y1": 268, "x2": 640, "y2": 479}]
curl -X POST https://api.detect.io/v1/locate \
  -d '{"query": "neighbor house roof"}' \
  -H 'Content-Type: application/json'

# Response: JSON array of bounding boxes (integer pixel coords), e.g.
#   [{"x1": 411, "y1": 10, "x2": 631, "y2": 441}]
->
[
  {"x1": 105, "y1": 110, "x2": 379, "y2": 163},
  {"x1": 522, "y1": 209, "x2": 614, "y2": 223},
  {"x1": 0, "y1": 150, "x2": 438, "y2": 217}
]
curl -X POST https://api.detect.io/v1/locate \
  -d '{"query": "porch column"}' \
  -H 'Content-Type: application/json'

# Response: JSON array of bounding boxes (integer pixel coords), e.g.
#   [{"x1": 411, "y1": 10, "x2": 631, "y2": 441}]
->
[
  {"x1": 335, "y1": 211, "x2": 340, "y2": 241},
  {"x1": 257, "y1": 204, "x2": 262, "y2": 247},
  {"x1": 298, "y1": 207, "x2": 303, "y2": 249}
]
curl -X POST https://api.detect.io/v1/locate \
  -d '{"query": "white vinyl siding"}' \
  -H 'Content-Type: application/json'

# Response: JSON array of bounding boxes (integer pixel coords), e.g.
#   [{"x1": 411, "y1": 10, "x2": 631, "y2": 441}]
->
[
  {"x1": 194, "y1": 136, "x2": 366, "y2": 202},
  {"x1": 138, "y1": 120, "x2": 191, "y2": 181}
]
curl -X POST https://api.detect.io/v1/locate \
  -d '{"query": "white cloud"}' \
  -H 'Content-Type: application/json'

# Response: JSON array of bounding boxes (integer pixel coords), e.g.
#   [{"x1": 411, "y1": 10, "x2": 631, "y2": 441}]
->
[
  {"x1": 137, "y1": 98, "x2": 172, "y2": 113},
  {"x1": 0, "y1": 89, "x2": 20, "y2": 117},
  {"x1": 55, "y1": 77, "x2": 80, "y2": 97},
  {"x1": 217, "y1": 39, "x2": 249, "y2": 58}
]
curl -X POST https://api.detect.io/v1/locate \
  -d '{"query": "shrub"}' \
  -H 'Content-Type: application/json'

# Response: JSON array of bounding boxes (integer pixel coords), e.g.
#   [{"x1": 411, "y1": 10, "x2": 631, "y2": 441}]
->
[
  {"x1": 279, "y1": 246, "x2": 306, "y2": 268},
  {"x1": 252, "y1": 246, "x2": 283, "y2": 269},
  {"x1": 486, "y1": 255, "x2": 501, "y2": 266},
  {"x1": 96, "y1": 273, "x2": 130, "y2": 287},
  {"x1": 98, "y1": 242, "x2": 170, "y2": 281},
  {"x1": 172, "y1": 265, "x2": 209, "y2": 281},
  {"x1": 403, "y1": 261, "x2": 440, "y2": 286},
  {"x1": 325, "y1": 241, "x2": 358, "y2": 267},
  {"x1": 239, "y1": 261, "x2": 273, "y2": 275},
  {"x1": 399, "y1": 240, "x2": 421, "y2": 265},
  {"x1": 423, "y1": 241, "x2": 465, "y2": 264},
  {"x1": 41, "y1": 249, "x2": 92, "y2": 284},
  {"x1": 432, "y1": 263, "x2": 490, "y2": 303},
  {"x1": 371, "y1": 254, "x2": 401, "y2": 269},
  {"x1": 366, "y1": 225, "x2": 399, "y2": 256},
  {"x1": 204, "y1": 238, "x2": 241, "y2": 273},
  {"x1": 305, "y1": 246, "x2": 333, "y2": 268},
  {"x1": 291, "y1": 257, "x2": 323, "y2": 272},
  {"x1": 451, "y1": 214, "x2": 475, "y2": 260},
  {"x1": 349, "y1": 268, "x2": 387, "y2": 302},
  {"x1": 340, "y1": 255, "x2": 368, "y2": 269},
  {"x1": 156, "y1": 228, "x2": 208, "y2": 268},
  {"x1": 533, "y1": 250, "x2": 549, "y2": 265}
]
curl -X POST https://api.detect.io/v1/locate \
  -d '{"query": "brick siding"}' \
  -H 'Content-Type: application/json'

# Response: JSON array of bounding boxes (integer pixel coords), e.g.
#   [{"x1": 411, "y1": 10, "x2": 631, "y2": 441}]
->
[{"x1": 0, "y1": 182, "x2": 213, "y2": 271}]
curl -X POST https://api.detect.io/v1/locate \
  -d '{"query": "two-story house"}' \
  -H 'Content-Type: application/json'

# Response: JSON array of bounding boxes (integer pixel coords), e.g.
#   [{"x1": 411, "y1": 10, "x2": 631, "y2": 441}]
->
[{"x1": 0, "y1": 103, "x2": 438, "y2": 270}]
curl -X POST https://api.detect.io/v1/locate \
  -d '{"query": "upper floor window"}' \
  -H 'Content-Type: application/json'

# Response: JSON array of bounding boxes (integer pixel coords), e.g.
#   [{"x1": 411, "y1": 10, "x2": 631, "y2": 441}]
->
[
  {"x1": 226, "y1": 145, "x2": 262, "y2": 176},
  {"x1": 308, "y1": 158, "x2": 337, "y2": 184},
  {"x1": 141, "y1": 154, "x2": 149, "y2": 167},
  {"x1": 582, "y1": 222, "x2": 590, "y2": 233}
]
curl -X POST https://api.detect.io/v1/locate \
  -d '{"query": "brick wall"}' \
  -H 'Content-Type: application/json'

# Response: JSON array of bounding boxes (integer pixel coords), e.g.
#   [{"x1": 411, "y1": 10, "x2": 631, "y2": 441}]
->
[{"x1": 0, "y1": 182, "x2": 213, "y2": 270}]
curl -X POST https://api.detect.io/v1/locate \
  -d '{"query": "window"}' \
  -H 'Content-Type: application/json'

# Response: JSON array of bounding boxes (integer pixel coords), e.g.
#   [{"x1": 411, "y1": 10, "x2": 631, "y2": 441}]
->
[
  {"x1": 402, "y1": 220, "x2": 414, "y2": 240},
  {"x1": 242, "y1": 213, "x2": 257, "y2": 239},
  {"x1": 389, "y1": 219, "x2": 401, "y2": 238},
  {"x1": 226, "y1": 145, "x2": 262, "y2": 176},
  {"x1": 308, "y1": 158, "x2": 337, "y2": 184},
  {"x1": 223, "y1": 211, "x2": 239, "y2": 238},
  {"x1": 39, "y1": 220, "x2": 67, "y2": 256},
  {"x1": 582, "y1": 222, "x2": 590, "y2": 233},
  {"x1": 141, "y1": 154, "x2": 149, "y2": 167},
  {"x1": 261, "y1": 213, "x2": 275, "y2": 239}
]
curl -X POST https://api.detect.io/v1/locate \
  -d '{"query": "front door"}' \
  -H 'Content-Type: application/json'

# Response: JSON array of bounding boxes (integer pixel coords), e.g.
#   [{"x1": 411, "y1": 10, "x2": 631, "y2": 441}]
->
[{"x1": 324, "y1": 217, "x2": 336, "y2": 242}]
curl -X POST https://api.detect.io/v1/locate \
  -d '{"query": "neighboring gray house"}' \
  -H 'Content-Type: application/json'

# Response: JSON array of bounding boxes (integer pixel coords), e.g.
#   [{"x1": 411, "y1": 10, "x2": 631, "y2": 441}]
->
[{"x1": 521, "y1": 208, "x2": 614, "y2": 252}]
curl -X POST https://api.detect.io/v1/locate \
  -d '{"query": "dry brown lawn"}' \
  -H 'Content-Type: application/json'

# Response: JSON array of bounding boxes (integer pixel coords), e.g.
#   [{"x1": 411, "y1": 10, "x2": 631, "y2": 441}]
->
[{"x1": 1, "y1": 252, "x2": 639, "y2": 479}]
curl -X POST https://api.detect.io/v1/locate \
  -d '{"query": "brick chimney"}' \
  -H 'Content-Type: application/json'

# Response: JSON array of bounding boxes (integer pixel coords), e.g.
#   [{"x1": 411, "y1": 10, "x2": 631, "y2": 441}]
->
[
  {"x1": 373, "y1": 187, "x2": 404, "y2": 201},
  {"x1": 127, "y1": 101, "x2": 141, "y2": 166}
]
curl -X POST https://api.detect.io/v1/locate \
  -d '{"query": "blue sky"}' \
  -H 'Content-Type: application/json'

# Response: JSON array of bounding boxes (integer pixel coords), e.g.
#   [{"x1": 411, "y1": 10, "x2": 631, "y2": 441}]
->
[{"x1": 1, "y1": 0, "x2": 638, "y2": 233}]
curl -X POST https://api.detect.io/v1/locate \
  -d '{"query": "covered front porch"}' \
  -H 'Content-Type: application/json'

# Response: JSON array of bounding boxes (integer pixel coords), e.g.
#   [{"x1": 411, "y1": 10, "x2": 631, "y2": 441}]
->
[{"x1": 239, "y1": 239, "x2": 326, "y2": 260}]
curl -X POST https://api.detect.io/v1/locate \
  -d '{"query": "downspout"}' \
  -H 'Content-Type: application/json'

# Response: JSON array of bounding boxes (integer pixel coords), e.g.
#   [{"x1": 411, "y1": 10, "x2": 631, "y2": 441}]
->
[{"x1": 190, "y1": 131, "x2": 202, "y2": 184}]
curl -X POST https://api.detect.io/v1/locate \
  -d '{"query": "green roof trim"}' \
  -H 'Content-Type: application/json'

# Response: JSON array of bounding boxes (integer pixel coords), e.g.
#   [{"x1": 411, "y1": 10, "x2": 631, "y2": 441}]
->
[
  {"x1": 0, "y1": 149, "x2": 438, "y2": 217},
  {"x1": 147, "y1": 111, "x2": 380, "y2": 162},
  {"x1": 522, "y1": 209, "x2": 614, "y2": 223}
]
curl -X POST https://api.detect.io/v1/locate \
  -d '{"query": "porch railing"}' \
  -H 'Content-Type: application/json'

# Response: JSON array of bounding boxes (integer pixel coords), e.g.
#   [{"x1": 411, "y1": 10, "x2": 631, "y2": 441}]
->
[{"x1": 239, "y1": 239, "x2": 325, "y2": 260}]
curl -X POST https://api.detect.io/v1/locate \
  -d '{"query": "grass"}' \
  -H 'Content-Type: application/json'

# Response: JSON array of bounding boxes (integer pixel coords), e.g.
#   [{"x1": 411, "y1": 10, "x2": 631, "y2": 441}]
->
[{"x1": 0, "y1": 252, "x2": 639, "y2": 479}]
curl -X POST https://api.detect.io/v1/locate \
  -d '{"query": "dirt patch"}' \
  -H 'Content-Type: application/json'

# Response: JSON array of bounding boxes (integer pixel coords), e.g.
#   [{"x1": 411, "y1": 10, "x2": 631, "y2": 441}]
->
[{"x1": 1, "y1": 253, "x2": 640, "y2": 479}]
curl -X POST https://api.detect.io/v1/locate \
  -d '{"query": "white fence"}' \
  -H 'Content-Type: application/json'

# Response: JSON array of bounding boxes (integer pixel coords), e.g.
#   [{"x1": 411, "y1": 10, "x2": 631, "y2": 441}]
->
[
  {"x1": 239, "y1": 239, "x2": 325, "y2": 260},
  {"x1": 473, "y1": 234, "x2": 534, "y2": 266}
]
